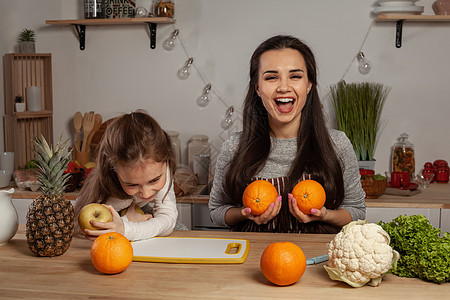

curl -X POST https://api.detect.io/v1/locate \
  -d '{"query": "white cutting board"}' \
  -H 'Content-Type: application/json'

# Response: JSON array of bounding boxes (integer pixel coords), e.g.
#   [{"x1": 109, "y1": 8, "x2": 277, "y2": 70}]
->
[{"x1": 132, "y1": 237, "x2": 249, "y2": 264}]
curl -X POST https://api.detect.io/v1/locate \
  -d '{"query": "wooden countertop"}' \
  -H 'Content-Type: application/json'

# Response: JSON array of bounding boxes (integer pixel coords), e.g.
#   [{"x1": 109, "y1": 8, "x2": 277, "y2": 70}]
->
[
  {"x1": 8, "y1": 182, "x2": 450, "y2": 208},
  {"x1": 0, "y1": 225, "x2": 448, "y2": 299}
]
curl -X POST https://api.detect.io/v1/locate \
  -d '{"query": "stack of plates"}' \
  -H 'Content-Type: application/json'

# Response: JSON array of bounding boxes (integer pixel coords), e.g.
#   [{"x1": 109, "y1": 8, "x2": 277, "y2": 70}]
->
[{"x1": 373, "y1": 0, "x2": 424, "y2": 15}]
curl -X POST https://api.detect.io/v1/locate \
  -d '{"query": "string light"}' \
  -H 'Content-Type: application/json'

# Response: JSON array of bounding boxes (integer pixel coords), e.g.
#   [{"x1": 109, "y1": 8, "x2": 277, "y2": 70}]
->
[
  {"x1": 163, "y1": 29, "x2": 179, "y2": 51},
  {"x1": 220, "y1": 106, "x2": 234, "y2": 129},
  {"x1": 177, "y1": 57, "x2": 194, "y2": 80},
  {"x1": 357, "y1": 52, "x2": 371, "y2": 74},
  {"x1": 197, "y1": 83, "x2": 212, "y2": 107}
]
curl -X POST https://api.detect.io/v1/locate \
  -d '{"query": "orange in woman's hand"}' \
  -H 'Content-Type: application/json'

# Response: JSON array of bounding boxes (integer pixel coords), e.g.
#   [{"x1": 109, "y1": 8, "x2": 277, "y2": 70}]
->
[
  {"x1": 90, "y1": 232, "x2": 133, "y2": 274},
  {"x1": 260, "y1": 242, "x2": 306, "y2": 286},
  {"x1": 242, "y1": 180, "x2": 278, "y2": 215},
  {"x1": 292, "y1": 179, "x2": 326, "y2": 214}
]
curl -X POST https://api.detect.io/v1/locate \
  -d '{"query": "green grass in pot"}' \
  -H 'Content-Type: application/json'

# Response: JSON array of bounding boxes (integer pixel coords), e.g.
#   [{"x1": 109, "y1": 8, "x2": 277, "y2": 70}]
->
[{"x1": 330, "y1": 81, "x2": 390, "y2": 161}]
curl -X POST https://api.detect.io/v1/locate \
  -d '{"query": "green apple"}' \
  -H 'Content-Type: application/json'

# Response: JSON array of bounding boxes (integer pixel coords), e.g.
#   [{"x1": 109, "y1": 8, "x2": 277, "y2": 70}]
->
[{"x1": 78, "y1": 203, "x2": 113, "y2": 231}]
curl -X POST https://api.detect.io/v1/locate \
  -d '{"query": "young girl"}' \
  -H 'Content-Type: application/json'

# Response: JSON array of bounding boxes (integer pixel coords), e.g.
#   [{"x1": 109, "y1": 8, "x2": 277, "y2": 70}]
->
[{"x1": 74, "y1": 110, "x2": 178, "y2": 241}]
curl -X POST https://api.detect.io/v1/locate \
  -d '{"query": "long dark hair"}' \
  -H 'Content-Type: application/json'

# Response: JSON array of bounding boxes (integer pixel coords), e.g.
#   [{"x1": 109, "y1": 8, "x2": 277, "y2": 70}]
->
[
  {"x1": 74, "y1": 110, "x2": 176, "y2": 233},
  {"x1": 224, "y1": 35, "x2": 345, "y2": 233}
]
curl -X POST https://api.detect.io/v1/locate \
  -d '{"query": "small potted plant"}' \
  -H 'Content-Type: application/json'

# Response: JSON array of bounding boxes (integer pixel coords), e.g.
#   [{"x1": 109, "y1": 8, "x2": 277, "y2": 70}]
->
[
  {"x1": 14, "y1": 95, "x2": 26, "y2": 112},
  {"x1": 18, "y1": 28, "x2": 36, "y2": 53}
]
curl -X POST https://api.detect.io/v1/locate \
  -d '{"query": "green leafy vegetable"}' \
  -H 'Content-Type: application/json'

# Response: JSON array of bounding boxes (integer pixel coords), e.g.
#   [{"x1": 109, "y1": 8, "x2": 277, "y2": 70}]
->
[{"x1": 378, "y1": 215, "x2": 450, "y2": 283}]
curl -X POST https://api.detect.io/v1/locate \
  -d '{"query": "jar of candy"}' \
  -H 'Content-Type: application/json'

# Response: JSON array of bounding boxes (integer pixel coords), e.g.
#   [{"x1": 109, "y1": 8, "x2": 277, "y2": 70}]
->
[{"x1": 392, "y1": 133, "x2": 415, "y2": 178}]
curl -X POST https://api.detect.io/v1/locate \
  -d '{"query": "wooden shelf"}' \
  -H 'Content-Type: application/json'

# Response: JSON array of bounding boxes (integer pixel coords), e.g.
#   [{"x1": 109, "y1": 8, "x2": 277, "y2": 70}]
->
[
  {"x1": 45, "y1": 17, "x2": 175, "y2": 50},
  {"x1": 15, "y1": 110, "x2": 53, "y2": 119},
  {"x1": 375, "y1": 14, "x2": 450, "y2": 48},
  {"x1": 376, "y1": 14, "x2": 450, "y2": 22}
]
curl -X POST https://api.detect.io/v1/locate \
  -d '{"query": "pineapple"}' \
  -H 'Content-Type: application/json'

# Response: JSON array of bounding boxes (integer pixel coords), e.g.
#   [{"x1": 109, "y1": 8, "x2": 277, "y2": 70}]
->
[{"x1": 26, "y1": 134, "x2": 75, "y2": 257}]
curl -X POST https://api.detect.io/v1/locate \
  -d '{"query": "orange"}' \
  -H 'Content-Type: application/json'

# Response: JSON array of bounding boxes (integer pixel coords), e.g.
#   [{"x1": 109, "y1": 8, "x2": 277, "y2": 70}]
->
[
  {"x1": 90, "y1": 232, "x2": 133, "y2": 274},
  {"x1": 260, "y1": 242, "x2": 306, "y2": 286},
  {"x1": 242, "y1": 180, "x2": 278, "y2": 215},
  {"x1": 292, "y1": 179, "x2": 326, "y2": 214}
]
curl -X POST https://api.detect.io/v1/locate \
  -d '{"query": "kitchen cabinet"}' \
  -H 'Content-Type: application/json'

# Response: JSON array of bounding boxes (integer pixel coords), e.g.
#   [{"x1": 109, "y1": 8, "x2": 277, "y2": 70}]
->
[
  {"x1": 366, "y1": 207, "x2": 441, "y2": 227},
  {"x1": 2, "y1": 53, "x2": 53, "y2": 170},
  {"x1": 45, "y1": 17, "x2": 175, "y2": 50},
  {"x1": 441, "y1": 209, "x2": 450, "y2": 233},
  {"x1": 375, "y1": 14, "x2": 450, "y2": 48}
]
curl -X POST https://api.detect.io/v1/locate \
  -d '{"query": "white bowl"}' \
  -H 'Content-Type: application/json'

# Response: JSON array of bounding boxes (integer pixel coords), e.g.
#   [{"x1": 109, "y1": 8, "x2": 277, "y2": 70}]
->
[{"x1": 0, "y1": 170, "x2": 12, "y2": 188}]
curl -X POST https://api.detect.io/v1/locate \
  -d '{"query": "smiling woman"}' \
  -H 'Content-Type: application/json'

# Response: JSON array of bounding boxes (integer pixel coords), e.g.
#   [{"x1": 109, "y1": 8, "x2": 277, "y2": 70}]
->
[{"x1": 208, "y1": 35, "x2": 366, "y2": 234}]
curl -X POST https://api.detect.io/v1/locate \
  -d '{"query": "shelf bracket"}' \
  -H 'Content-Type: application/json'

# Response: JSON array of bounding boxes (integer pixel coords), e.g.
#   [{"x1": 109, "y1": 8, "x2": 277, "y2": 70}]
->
[
  {"x1": 395, "y1": 20, "x2": 404, "y2": 48},
  {"x1": 147, "y1": 22, "x2": 157, "y2": 49},
  {"x1": 74, "y1": 24, "x2": 86, "y2": 51}
]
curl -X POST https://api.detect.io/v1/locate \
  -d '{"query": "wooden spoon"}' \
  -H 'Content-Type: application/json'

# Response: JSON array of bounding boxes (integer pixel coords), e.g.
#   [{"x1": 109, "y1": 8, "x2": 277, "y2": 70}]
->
[
  {"x1": 86, "y1": 113, "x2": 103, "y2": 153},
  {"x1": 81, "y1": 111, "x2": 95, "y2": 152},
  {"x1": 73, "y1": 112, "x2": 82, "y2": 151}
]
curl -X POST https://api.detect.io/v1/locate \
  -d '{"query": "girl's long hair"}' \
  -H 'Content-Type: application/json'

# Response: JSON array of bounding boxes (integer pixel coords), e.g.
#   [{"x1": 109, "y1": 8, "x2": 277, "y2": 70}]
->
[
  {"x1": 224, "y1": 35, "x2": 345, "y2": 233},
  {"x1": 74, "y1": 110, "x2": 176, "y2": 233}
]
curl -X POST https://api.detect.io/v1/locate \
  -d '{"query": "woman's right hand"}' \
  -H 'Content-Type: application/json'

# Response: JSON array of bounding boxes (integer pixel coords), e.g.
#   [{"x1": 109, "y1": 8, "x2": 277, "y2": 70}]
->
[{"x1": 241, "y1": 195, "x2": 282, "y2": 225}]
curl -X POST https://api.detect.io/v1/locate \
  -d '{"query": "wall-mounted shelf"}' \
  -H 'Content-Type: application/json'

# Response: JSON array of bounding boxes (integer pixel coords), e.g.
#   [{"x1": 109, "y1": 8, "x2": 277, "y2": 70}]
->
[
  {"x1": 46, "y1": 17, "x2": 175, "y2": 50},
  {"x1": 375, "y1": 14, "x2": 450, "y2": 48}
]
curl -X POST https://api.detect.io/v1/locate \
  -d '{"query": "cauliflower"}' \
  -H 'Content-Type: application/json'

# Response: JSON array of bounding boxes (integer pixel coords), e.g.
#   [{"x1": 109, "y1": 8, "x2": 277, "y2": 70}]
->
[{"x1": 324, "y1": 220, "x2": 399, "y2": 287}]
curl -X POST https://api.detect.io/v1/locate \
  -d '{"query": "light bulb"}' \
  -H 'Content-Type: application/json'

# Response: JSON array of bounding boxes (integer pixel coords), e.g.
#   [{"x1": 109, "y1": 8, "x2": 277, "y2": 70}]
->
[
  {"x1": 177, "y1": 57, "x2": 193, "y2": 80},
  {"x1": 221, "y1": 106, "x2": 234, "y2": 129},
  {"x1": 163, "y1": 29, "x2": 179, "y2": 51},
  {"x1": 357, "y1": 52, "x2": 371, "y2": 74},
  {"x1": 197, "y1": 84, "x2": 212, "y2": 107}
]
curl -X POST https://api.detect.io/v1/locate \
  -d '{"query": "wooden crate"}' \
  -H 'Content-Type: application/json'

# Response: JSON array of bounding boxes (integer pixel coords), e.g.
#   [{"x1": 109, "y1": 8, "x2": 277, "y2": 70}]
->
[{"x1": 3, "y1": 53, "x2": 53, "y2": 169}]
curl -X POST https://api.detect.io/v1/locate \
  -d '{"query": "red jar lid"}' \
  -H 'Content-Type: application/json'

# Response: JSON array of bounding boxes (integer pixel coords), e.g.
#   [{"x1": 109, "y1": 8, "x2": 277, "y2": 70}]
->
[
  {"x1": 359, "y1": 169, "x2": 375, "y2": 176},
  {"x1": 434, "y1": 159, "x2": 448, "y2": 166}
]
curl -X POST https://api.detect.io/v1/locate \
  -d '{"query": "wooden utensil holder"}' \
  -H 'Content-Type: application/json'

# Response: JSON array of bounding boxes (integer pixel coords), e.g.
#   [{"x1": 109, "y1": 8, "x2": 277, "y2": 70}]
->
[{"x1": 74, "y1": 148, "x2": 90, "y2": 167}]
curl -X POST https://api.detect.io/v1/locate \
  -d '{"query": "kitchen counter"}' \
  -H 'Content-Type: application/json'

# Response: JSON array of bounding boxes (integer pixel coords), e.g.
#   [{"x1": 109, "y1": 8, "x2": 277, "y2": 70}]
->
[
  {"x1": 1, "y1": 225, "x2": 448, "y2": 299},
  {"x1": 7, "y1": 182, "x2": 450, "y2": 207}
]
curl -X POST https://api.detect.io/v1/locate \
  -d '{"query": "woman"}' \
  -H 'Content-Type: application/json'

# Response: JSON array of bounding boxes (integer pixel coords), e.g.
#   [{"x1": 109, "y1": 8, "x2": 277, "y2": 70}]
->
[
  {"x1": 209, "y1": 35, "x2": 365, "y2": 233},
  {"x1": 74, "y1": 110, "x2": 178, "y2": 241}
]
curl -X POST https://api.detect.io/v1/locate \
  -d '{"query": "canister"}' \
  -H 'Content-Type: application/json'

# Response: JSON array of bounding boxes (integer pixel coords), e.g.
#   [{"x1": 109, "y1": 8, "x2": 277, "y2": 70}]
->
[
  {"x1": 167, "y1": 131, "x2": 181, "y2": 165},
  {"x1": 188, "y1": 135, "x2": 210, "y2": 171}
]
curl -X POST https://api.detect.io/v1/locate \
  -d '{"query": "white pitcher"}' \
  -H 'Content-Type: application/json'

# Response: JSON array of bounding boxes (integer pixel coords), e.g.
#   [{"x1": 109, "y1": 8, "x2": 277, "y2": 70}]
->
[{"x1": 0, "y1": 188, "x2": 18, "y2": 245}]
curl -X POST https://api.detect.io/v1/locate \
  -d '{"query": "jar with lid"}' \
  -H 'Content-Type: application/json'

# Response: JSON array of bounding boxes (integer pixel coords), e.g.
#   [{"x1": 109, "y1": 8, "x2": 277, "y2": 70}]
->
[
  {"x1": 434, "y1": 159, "x2": 449, "y2": 183},
  {"x1": 188, "y1": 135, "x2": 210, "y2": 171},
  {"x1": 392, "y1": 133, "x2": 415, "y2": 178},
  {"x1": 167, "y1": 131, "x2": 181, "y2": 165},
  {"x1": 423, "y1": 162, "x2": 435, "y2": 183},
  {"x1": 154, "y1": 0, "x2": 174, "y2": 17}
]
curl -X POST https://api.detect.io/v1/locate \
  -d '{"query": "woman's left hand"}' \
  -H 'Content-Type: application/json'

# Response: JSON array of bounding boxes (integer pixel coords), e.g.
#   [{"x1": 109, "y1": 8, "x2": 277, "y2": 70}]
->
[{"x1": 288, "y1": 193, "x2": 328, "y2": 223}]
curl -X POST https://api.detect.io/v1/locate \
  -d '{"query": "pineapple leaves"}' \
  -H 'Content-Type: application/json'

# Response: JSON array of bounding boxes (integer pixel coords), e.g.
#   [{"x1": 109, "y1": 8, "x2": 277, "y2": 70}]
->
[{"x1": 32, "y1": 134, "x2": 73, "y2": 196}]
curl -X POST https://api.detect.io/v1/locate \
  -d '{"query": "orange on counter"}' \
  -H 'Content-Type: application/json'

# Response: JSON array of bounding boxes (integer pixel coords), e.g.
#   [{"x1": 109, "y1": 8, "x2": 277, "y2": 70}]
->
[
  {"x1": 260, "y1": 242, "x2": 306, "y2": 286},
  {"x1": 292, "y1": 179, "x2": 326, "y2": 214},
  {"x1": 90, "y1": 232, "x2": 133, "y2": 274},
  {"x1": 242, "y1": 180, "x2": 278, "y2": 215}
]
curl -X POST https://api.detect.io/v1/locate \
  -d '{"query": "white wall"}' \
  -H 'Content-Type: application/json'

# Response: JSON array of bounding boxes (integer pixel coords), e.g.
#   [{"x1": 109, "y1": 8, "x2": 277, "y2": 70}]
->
[{"x1": 1, "y1": 0, "x2": 449, "y2": 176}]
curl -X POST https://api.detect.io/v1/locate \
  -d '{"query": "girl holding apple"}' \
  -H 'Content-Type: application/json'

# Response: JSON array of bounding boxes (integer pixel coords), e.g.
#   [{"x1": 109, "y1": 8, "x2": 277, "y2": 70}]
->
[{"x1": 74, "y1": 110, "x2": 179, "y2": 241}]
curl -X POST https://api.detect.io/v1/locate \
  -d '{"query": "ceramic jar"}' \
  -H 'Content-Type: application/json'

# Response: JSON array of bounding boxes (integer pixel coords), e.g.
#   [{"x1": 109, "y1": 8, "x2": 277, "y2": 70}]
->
[
  {"x1": 433, "y1": 0, "x2": 450, "y2": 15},
  {"x1": 0, "y1": 188, "x2": 18, "y2": 245}
]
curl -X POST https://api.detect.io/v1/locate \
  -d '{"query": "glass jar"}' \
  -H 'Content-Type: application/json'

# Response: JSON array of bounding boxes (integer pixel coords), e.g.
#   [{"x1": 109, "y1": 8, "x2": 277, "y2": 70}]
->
[
  {"x1": 392, "y1": 133, "x2": 415, "y2": 178},
  {"x1": 84, "y1": 0, "x2": 104, "y2": 19},
  {"x1": 154, "y1": 1, "x2": 174, "y2": 17},
  {"x1": 167, "y1": 131, "x2": 181, "y2": 165},
  {"x1": 188, "y1": 135, "x2": 210, "y2": 171}
]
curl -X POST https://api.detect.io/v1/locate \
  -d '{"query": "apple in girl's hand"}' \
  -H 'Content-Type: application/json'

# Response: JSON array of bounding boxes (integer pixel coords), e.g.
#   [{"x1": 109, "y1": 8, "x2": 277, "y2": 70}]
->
[{"x1": 78, "y1": 203, "x2": 113, "y2": 231}]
